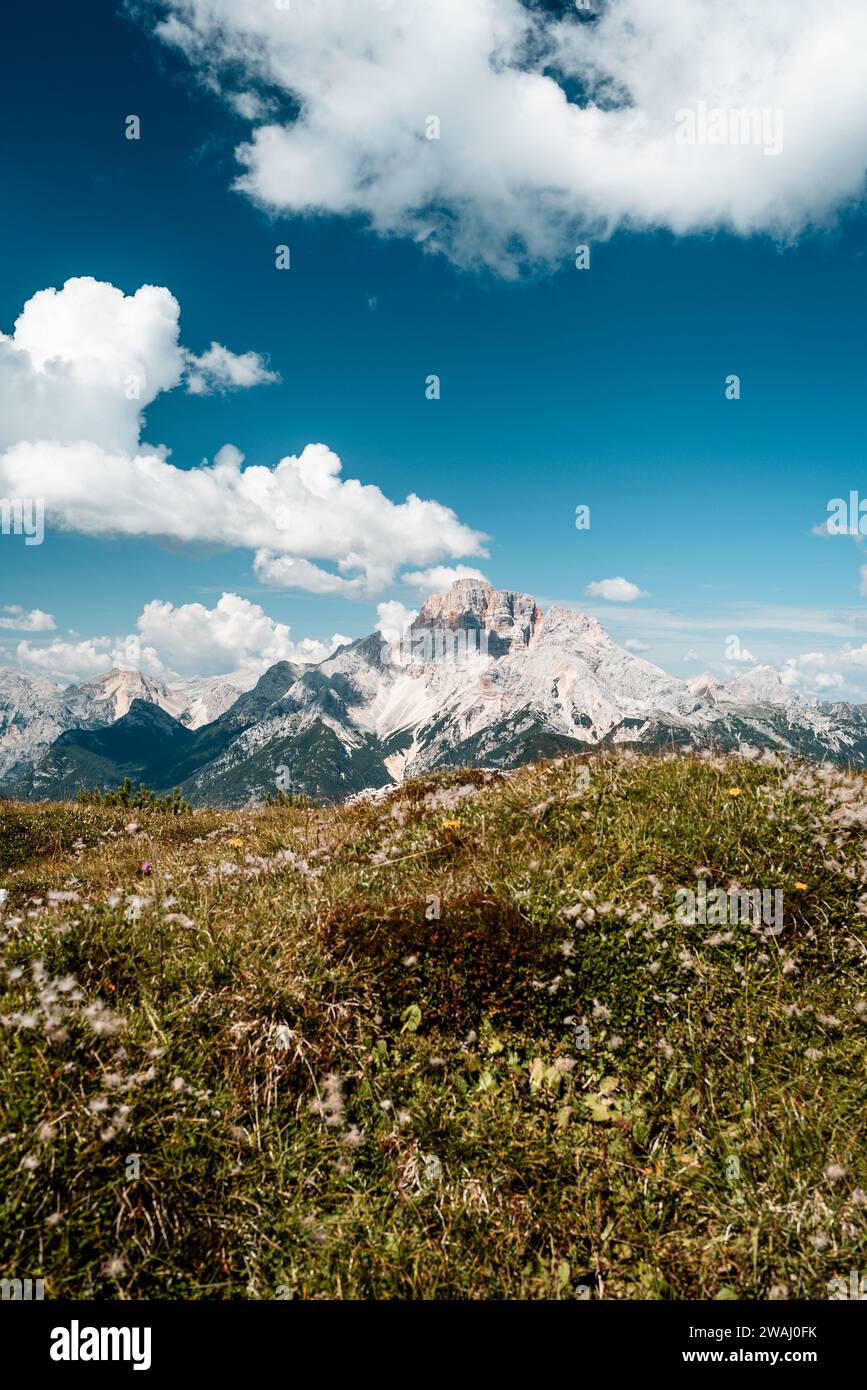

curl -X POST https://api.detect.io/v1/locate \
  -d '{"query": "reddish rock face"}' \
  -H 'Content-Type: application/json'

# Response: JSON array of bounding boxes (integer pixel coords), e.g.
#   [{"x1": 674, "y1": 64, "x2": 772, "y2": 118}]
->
[{"x1": 412, "y1": 579, "x2": 543, "y2": 657}]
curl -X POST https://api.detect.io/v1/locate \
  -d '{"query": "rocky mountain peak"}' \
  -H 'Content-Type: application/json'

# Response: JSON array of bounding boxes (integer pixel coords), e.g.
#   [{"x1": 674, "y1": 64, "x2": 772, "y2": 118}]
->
[
  {"x1": 537, "y1": 607, "x2": 612, "y2": 646},
  {"x1": 414, "y1": 578, "x2": 543, "y2": 656},
  {"x1": 66, "y1": 667, "x2": 175, "y2": 721},
  {"x1": 687, "y1": 672, "x2": 724, "y2": 699},
  {"x1": 729, "y1": 665, "x2": 800, "y2": 706},
  {"x1": 120, "y1": 697, "x2": 191, "y2": 737}
]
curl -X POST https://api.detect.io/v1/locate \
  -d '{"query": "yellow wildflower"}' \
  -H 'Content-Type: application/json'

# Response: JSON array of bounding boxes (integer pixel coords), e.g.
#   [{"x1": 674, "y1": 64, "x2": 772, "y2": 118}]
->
[
  {"x1": 727, "y1": 788, "x2": 743, "y2": 797},
  {"x1": 794, "y1": 881, "x2": 808, "y2": 890},
  {"x1": 228, "y1": 837, "x2": 244, "y2": 847},
  {"x1": 441, "y1": 818, "x2": 461, "y2": 830}
]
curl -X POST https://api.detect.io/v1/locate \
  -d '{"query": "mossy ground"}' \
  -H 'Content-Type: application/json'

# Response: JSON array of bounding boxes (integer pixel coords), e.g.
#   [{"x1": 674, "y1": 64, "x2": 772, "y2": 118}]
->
[{"x1": 0, "y1": 751, "x2": 865, "y2": 1299}]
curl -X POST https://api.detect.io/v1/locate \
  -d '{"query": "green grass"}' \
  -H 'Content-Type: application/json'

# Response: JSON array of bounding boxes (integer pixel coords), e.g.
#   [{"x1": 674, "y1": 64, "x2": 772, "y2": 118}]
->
[{"x1": 0, "y1": 751, "x2": 865, "y2": 1299}]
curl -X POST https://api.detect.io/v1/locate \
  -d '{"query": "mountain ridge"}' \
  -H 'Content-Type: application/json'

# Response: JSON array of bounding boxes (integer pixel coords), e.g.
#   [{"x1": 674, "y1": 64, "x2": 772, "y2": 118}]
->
[
  {"x1": 5, "y1": 579, "x2": 867, "y2": 805},
  {"x1": 0, "y1": 664, "x2": 253, "y2": 783}
]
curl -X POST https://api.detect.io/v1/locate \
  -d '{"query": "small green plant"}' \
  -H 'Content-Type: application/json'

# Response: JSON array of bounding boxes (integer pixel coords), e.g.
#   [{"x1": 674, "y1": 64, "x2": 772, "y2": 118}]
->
[
  {"x1": 77, "y1": 778, "x2": 191, "y2": 814},
  {"x1": 265, "y1": 788, "x2": 311, "y2": 809}
]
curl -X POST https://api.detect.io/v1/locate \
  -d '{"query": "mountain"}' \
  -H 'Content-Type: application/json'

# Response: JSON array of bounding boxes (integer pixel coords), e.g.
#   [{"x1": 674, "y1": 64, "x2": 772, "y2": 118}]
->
[
  {"x1": 64, "y1": 669, "x2": 190, "y2": 726},
  {"x1": 0, "y1": 666, "x2": 250, "y2": 786},
  {"x1": 65, "y1": 667, "x2": 249, "y2": 729},
  {"x1": 165, "y1": 674, "x2": 249, "y2": 728},
  {"x1": 9, "y1": 662, "x2": 312, "y2": 803},
  {"x1": 0, "y1": 670, "x2": 76, "y2": 784},
  {"x1": 20, "y1": 699, "x2": 196, "y2": 802},
  {"x1": 7, "y1": 579, "x2": 867, "y2": 806}
]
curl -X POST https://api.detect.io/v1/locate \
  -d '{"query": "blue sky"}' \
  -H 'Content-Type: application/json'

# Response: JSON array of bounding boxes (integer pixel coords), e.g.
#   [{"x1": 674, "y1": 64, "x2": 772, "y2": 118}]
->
[{"x1": 1, "y1": 0, "x2": 866, "y2": 694}]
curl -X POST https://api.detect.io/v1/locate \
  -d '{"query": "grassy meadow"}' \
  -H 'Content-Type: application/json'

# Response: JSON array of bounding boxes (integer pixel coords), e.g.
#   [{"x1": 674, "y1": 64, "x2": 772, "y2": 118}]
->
[{"x1": 0, "y1": 751, "x2": 865, "y2": 1299}]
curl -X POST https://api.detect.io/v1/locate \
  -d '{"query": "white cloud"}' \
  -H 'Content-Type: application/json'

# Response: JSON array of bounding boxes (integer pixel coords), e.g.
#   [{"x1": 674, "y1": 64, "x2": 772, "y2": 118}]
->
[
  {"x1": 776, "y1": 643, "x2": 867, "y2": 696},
  {"x1": 0, "y1": 277, "x2": 275, "y2": 459},
  {"x1": 185, "y1": 341, "x2": 280, "y2": 395},
  {"x1": 623, "y1": 638, "x2": 649, "y2": 652},
  {"x1": 0, "y1": 277, "x2": 184, "y2": 456},
  {"x1": 13, "y1": 593, "x2": 349, "y2": 682},
  {"x1": 0, "y1": 606, "x2": 55, "y2": 632},
  {"x1": 145, "y1": 0, "x2": 867, "y2": 275},
  {"x1": 400, "y1": 564, "x2": 489, "y2": 592},
  {"x1": 0, "y1": 278, "x2": 487, "y2": 596},
  {"x1": 15, "y1": 635, "x2": 150, "y2": 680},
  {"x1": 227, "y1": 91, "x2": 267, "y2": 121},
  {"x1": 585, "y1": 577, "x2": 647, "y2": 602},
  {"x1": 376, "y1": 600, "x2": 418, "y2": 644},
  {"x1": 137, "y1": 593, "x2": 349, "y2": 676}
]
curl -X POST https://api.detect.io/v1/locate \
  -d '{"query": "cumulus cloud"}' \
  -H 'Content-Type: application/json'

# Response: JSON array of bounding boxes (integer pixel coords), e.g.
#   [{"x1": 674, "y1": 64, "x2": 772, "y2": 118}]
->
[
  {"x1": 375, "y1": 600, "x2": 418, "y2": 644},
  {"x1": 0, "y1": 606, "x2": 55, "y2": 632},
  {"x1": 777, "y1": 644, "x2": 867, "y2": 696},
  {"x1": 585, "y1": 577, "x2": 647, "y2": 602},
  {"x1": 144, "y1": 0, "x2": 867, "y2": 275},
  {"x1": 0, "y1": 278, "x2": 487, "y2": 595},
  {"x1": 623, "y1": 638, "x2": 649, "y2": 652},
  {"x1": 12, "y1": 593, "x2": 349, "y2": 683},
  {"x1": 185, "y1": 341, "x2": 280, "y2": 394},
  {"x1": 0, "y1": 277, "x2": 183, "y2": 456},
  {"x1": 15, "y1": 635, "x2": 152, "y2": 680},
  {"x1": 0, "y1": 277, "x2": 274, "y2": 459},
  {"x1": 136, "y1": 593, "x2": 349, "y2": 676},
  {"x1": 400, "y1": 564, "x2": 489, "y2": 592}
]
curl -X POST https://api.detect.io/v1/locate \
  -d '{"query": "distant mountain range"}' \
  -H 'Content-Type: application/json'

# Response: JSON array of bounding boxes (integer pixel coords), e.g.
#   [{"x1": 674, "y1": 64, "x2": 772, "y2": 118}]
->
[
  {"x1": 4, "y1": 580, "x2": 867, "y2": 806},
  {"x1": 0, "y1": 667, "x2": 247, "y2": 784}
]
